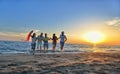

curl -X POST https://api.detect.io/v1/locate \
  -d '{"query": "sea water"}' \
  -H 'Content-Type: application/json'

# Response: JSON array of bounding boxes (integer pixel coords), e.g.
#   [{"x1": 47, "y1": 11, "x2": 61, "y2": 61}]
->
[{"x1": 0, "y1": 40, "x2": 120, "y2": 54}]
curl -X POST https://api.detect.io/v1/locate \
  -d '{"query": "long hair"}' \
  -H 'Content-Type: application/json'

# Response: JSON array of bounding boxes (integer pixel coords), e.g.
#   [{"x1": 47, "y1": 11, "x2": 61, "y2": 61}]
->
[{"x1": 32, "y1": 33, "x2": 36, "y2": 38}]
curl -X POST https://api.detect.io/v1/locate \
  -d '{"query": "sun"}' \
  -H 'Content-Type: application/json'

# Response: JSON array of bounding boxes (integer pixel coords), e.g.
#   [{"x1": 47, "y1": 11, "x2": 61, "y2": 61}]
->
[{"x1": 83, "y1": 31, "x2": 105, "y2": 43}]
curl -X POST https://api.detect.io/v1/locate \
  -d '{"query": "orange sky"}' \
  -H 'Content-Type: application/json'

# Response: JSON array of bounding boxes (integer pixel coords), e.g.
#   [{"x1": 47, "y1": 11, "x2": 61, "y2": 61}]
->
[{"x1": 0, "y1": 18, "x2": 120, "y2": 45}]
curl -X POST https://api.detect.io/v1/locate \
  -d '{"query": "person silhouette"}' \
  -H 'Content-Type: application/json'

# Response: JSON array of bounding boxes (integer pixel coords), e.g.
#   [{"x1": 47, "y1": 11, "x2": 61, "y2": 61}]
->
[
  {"x1": 37, "y1": 33, "x2": 43, "y2": 53},
  {"x1": 52, "y1": 33, "x2": 58, "y2": 52},
  {"x1": 59, "y1": 31, "x2": 67, "y2": 52},
  {"x1": 31, "y1": 33, "x2": 37, "y2": 55},
  {"x1": 43, "y1": 33, "x2": 51, "y2": 52}
]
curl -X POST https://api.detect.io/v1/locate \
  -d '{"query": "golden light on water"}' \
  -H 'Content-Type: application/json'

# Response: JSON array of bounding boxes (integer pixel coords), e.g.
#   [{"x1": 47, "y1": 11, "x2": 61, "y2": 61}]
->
[{"x1": 83, "y1": 31, "x2": 105, "y2": 43}]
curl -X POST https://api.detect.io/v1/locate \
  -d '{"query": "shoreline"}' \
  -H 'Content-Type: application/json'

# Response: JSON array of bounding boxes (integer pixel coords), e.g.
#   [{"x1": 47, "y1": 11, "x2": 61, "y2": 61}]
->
[
  {"x1": 0, "y1": 52, "x2": 120, "y2": 74},
  {"x1": 0, "y1": 50, "x2": 119, "y2": 56},
  {"x1": 0, "y1": 49, "x2": 87, "y2": 55}
]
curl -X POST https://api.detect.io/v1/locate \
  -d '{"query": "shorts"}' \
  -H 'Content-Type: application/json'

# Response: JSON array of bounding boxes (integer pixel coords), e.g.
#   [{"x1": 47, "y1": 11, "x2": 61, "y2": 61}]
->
[
  {"x1": 31, "y1": 43, "x2": 36, "y2": 49},
  {"x1": 44, "y1": 43, "x2": 49, "y2": 48},
  {"x1": 60, "y1": 41, "x2": 64, "y2": 46},
  {"x1": 37, "y1": 42, "x2": 42, "y2": 47}
]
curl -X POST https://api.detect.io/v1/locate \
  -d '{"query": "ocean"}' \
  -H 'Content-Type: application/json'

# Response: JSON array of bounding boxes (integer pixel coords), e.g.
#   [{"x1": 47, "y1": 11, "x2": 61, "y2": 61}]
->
[{"x1": 0, "y1": 40, "x2": 120, "y2": 54}]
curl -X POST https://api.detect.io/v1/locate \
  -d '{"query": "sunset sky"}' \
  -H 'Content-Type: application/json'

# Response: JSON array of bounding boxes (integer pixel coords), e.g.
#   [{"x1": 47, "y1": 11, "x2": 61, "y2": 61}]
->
[{"x1": 0, "y1": 0, "x2": 120, "y2": 45}]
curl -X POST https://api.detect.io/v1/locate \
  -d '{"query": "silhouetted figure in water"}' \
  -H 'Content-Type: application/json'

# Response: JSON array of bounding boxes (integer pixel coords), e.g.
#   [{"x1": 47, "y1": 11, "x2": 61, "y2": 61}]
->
[
  {"x1": 43, "y1": 33, "x2": 51, "y2": 52},
  {"x1": 59, "y1": 31, "x2": 67, "y2": 52},
  {"x1": 31, "y1": 33, "x2": 37, "y2": 55},
  {"x1": 52, "y1": 33, "x2": 58, "y2": 52},
  {"x1": 37, "y1": 33, "x2": 43, "y2": 53}
]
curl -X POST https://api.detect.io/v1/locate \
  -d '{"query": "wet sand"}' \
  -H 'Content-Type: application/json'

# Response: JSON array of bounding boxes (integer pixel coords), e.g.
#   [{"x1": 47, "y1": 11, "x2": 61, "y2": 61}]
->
[{"x1": 0, "y1": 52, "x2": 120, "y2": 74}]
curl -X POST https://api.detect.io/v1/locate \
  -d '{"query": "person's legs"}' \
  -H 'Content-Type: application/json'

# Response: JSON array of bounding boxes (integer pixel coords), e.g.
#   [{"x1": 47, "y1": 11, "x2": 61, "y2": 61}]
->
[
  {"x1": 53, "y1": 45, "x2": 55, "y2": 52},
  {"x1": 44, "y1": 44, "x2": 46, "y2": 53},
  {"x1": 53, "y1": 43, "x2": 56, "y2": 52},
  {"x1": 46, "y1": 44, "x2": 48, "y2": 52},
  {"x1": 37, "y1": 42, "x2": 40, "y2": 50},
  {"x1": 37, "y1": 45, "x2": 40, "y2": 53},
  {"x1": 40, "y1": 45, "x2": 42, "y2": 53},
  {"x1": 60, "y1": 42, "x2": 64, "y2": 52},
  {"x1": 32, "y1": 43, "x2": 36, "y2": 55},
  {"x1": 33, "y1": 49, "x2": 35, "y2": 55},
  {"x1": 39, "y1": 42, "x2": 42, "y2": 53},
  {"x1": 44, "y1": 44, "x2": 48, "y2": 53}
]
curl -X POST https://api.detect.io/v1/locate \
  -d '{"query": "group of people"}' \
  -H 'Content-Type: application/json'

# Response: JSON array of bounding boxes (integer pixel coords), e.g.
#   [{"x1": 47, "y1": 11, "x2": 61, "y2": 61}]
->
[{"x1": 31, "y1": 31, "x2": 67, "y2": 55}]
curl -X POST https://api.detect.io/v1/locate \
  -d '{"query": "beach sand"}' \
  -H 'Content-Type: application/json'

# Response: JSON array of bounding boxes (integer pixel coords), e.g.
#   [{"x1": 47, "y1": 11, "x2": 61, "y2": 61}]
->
[{"x1": 0, "y1": 52, "x2": 120, "y2": 74}]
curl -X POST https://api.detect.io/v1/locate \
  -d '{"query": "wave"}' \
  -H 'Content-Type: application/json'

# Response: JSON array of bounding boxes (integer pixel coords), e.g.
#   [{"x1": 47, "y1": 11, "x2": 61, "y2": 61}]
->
[{"x1": 0, "y1": 41, "x2": 120, "y2": 54}]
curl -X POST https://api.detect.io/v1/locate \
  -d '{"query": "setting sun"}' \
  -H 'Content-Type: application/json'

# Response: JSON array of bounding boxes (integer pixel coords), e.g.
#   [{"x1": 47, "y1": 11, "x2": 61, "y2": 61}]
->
[{"x1": 83, "y1": 31, "x2": 105, "y2": 43}]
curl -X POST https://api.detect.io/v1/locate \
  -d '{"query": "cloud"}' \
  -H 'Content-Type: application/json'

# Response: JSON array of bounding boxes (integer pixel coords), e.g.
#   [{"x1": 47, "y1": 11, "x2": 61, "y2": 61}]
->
[
  {"x1": 0, "y1": 32, "x2": 28, "y2": 41},
  {"x1": 0, "y1": 32, "x2": 27, "y2": 37},
  {"x1": 105, "y1": 17, "x2": 120, "y2": 26},
  {"x1": 103, "y1": 17, "x2": 120, "y2": 31},
  {"x1": 34, "y1": 29, "x2": 40, "y2": 33},
  {"x1": 0, "y1": 29, "x2": 41, "y2": 41}
]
